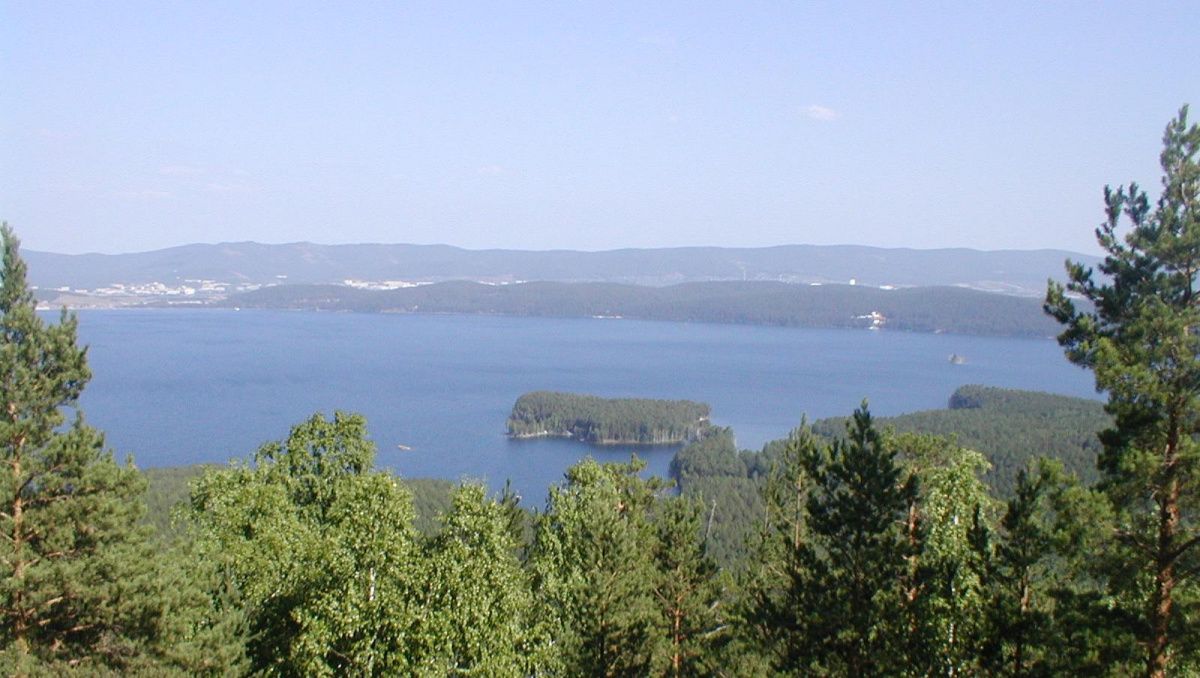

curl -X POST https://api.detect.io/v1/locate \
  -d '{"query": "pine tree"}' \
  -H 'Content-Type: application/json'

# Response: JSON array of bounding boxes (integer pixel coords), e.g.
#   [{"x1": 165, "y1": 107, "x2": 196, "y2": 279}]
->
[
  {"x1": 651, "y1": 496, "x2": 725, "y2": 677},
  {"x1": 970, "y1": 459, "x2": 1129, "y2": 676},
  {"x1": 0, "y1": 223, "x2": 240, "y2": 674},
  {"x1": 971, "y1": 465, "x2": 1057, "y2": 676},
  {"x1": 1045, "y1": 105, "x2": 1200, "y2": 677},
  {"x1": 744, "y1": 406, "x2": 917, "y2": 676},
  {"x1": 739, "y1": 423, "x2": 822, "y2": 674},
  {"x1": 799, "y1": 404, "x2": 916, "y2": 676}
]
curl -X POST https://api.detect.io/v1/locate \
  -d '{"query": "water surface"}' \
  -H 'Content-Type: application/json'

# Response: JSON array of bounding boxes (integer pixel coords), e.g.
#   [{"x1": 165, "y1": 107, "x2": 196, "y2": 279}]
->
[{"x1": 69, "y1": 310, "x2": 1097, "y2": 501}]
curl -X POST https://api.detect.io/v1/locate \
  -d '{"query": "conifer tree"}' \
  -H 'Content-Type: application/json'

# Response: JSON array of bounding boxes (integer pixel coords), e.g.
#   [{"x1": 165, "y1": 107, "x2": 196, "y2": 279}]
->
[
  {"x1": 970, "y1": 465, "x2": 1058, "y2": 676},
  {"x1": 1046, "y1": 106, "x2": 1200, "y2": 677},
  {"x1": 970, "y1": 459, "x2": 1128, "y2": 676},
  {"x1": 744, "y1": 406, "x2": 917, "y2": 676},
  {"x1": 0, "y1": 223, "x2": 239, "y2": 674},
  {"x1": 651, "y1": 496, "x2": 725, "y2": 677},
  {"x1": 739, "y1": 424, "x2": 822, "y2": 674},
  {"x1": 799, "y1": 404, "x2": 916, "y2": 676}
]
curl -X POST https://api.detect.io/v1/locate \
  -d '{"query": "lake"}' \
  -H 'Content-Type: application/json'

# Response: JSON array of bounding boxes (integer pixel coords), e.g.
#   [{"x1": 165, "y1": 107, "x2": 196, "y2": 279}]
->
[{"x1": 68, "y1": 309, "x2": 1098, "y2": 503}]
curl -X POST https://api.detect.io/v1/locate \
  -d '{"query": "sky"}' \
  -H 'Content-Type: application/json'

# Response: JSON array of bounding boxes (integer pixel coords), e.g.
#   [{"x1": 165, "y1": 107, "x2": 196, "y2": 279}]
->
[{"x1": 3, "y1": 2, "x2": 1197, "y2": 255}]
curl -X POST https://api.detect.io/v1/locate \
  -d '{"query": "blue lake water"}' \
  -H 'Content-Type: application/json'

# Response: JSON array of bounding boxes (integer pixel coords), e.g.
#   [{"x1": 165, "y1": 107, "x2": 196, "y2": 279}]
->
[{"x1": 66, "y1": 310, "x2": 1098, "y2": 503}]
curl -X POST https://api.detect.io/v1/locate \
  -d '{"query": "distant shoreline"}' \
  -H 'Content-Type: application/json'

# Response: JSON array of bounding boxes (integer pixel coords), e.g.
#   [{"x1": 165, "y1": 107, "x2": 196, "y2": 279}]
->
[{"x1": 40, "y1": 302, "x2": 1065, "y2": 343}]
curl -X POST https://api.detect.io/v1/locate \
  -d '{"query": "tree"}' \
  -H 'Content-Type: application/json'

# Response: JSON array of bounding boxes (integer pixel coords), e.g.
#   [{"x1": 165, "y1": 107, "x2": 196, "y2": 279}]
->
[
  {"x1": 0, "y1": 224, "x2": 240, "y2": 674},
  {"x1": 739, "y1": 423, "x2": 821, "y2": 674},
  {"x1": 969, "y1": 457, "x2": 1139, "y2": 676},
  {"x1": 418, "y1": 483, "x2": 538, "y2": 676},
  {"x1": 803, "y1": 405, "x2": 917, "y2": 675},
  {"x1": 743, "y1": 406, "x2": 918, "y2": 676},
  {"x1": 893, "y1": 433, "x2": 993, "y2": 676},
  {"x1": 190, "y1": 412, "x2": 427, "y2": 676},
  {"x1": 1045, "y1": 105, "x2": 1200, "y2": 677},
  {"x1": 651, "y1": 496, "x2": 725, "y2": 677},
  {"x1": 528, "y1": 457, "x2": 667, "y2": 677}
]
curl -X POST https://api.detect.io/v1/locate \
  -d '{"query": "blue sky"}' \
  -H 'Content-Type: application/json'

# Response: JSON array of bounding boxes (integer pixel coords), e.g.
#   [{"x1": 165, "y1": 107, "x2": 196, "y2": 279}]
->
[{"x1": 3, "y1": 2, "x2": 1196, "y2": 254}]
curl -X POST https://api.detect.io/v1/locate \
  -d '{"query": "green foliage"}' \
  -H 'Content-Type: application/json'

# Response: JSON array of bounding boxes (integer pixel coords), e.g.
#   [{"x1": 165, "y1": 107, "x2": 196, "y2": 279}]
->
[
  {"x1": 1045, "y1": 105, "x2": 1200, "y2": 676},
  {"x1": 669, "y1": 427, "x2": 746, "y2": 482},
  {"x1": 508, "y1": 391, "x2": 713, "y2": 445},
  {"x1": 529, "y1": 457, "x2": 667, "y2": 676},
  {"x1": 528, "y1": 456, "x2": 725, "y2": 676},
  {"x1": 739, "y1": 411, "x2": 1007, "y2": 676},
  {"x1": 737, "y1": 425, "x2": 819, "y2": 675},
  {"x1": 142, "y1": 464, "x2": 216, "y2": 538},
  {"x1": 418, "y1": 484, "x2": 538, "y2": 676},
  {"x1": 230, "y1": 278, "x2": 1061, "y2": 337},
  {"x1": 189, "y1": 412, "x2": 429, "y2": 676},
  {"x1": 142, "y1": 466, "x2": 481, "y2": 542},
  {"x1": 670, "y1": 429, "x2": 765, "y2": 569},
  {"x1": 0, "y1": 224, "x2": 243, "y2": 675},
  {"x1": 814, "y1": 385, "x2": 1109, "y2": 496},
  {"x1": 651, "y1": 497, "x2": 726, "y2": 677},
  {"x1": 401, "y1": 477, "x2": 457, "y2": 537},
  {"x1": 189, "y1": 413, "x2": 545, "y2": 677},
  {"x1": 893, "y1": 433, "x2": 993, "y2": 675},
  {"x1": 672, "y1": 387, "x2": 1109, "y2": 572},
  {"x1": 969, "y1": 460, "x2": 1133, "y2": 675},
  {"x1": 799, "y1": 405, "x2": 917, "y2": 675},
  {"x1": 679, "y1": 475, "x2": 762, "y2": 570},
  {"x1": 742, "y1": 407, "x2": 921, "y2": 675}
]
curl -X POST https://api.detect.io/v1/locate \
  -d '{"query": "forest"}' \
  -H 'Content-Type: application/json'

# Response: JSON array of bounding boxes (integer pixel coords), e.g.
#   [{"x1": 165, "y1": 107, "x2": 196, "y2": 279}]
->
[
  {"x1": 221, "y1": 278, "x2": 1061, "y2": 337},
  {"x1": 507, "y1": 391, "x2": 714, "y2": 445},
  {"x1": 669, "y1": 385, "x2": 1109, "y2": 568},
  {"x1": 2, "y1": 109, "x2": 1199, "y2": 676}
]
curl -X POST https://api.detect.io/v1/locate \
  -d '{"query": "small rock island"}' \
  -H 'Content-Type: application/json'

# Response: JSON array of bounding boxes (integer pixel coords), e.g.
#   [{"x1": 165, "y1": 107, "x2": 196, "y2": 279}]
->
[{"x1": 507, "y1": 391, "x2": 714, "y2": 445}]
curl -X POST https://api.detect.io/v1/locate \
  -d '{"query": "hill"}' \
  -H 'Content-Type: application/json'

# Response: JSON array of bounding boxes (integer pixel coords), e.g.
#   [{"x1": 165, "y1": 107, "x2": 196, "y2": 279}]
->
[
  {"x1": 27, "y1": 241, "x2": 1096, "y2": 295},
  {"x1": 223, "y1": 279, "x2": 1062, "y2": 337}
]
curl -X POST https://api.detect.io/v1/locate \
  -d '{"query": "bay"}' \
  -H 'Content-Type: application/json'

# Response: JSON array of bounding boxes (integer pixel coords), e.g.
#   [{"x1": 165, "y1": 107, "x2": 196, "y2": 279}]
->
[{"x1": 67, "y1": 309, "x2": 1097, "y2": 502}]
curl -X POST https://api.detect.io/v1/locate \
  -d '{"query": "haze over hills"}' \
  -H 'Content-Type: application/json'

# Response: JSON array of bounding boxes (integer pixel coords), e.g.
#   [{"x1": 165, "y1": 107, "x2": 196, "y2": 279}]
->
[{"x1": 26, "y1": 241, "x2": 1097, "y2": 295}]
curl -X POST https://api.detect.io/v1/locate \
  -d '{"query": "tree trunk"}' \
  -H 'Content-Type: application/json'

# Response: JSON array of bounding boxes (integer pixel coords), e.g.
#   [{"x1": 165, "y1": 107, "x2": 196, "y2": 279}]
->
[
  {"x1": 9, "y1": 423, "x2": 29, "y2": 658},
  {"x1": 1145, "y1": 428, "x2": 1181, "y2": 678},
  {"x1": 672, "y1": 601, "x2": 683, "y2": 677}
]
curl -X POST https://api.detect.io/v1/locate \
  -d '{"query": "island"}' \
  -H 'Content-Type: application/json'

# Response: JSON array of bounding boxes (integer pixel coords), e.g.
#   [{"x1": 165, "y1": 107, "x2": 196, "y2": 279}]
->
[{"x1": 507, "y1": 391, "x2": 714, "y2": 445}]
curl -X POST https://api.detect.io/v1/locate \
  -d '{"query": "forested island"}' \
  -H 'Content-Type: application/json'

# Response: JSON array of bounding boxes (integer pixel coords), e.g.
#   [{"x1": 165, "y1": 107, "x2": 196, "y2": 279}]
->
[{"x1": 507, "y1": 391, "x2": 713, "y2": 444}]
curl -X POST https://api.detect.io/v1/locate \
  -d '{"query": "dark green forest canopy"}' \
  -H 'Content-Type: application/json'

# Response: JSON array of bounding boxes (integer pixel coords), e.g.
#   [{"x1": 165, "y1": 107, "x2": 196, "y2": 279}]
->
[
  {"x1": 674, "y1": 385, "x2": 1106, "y2": 493},
  {"x1": 670, "y1": 386, "x2": 1109, "y2": 566},
  {"x1": 222, "y1": 280, "x2": 1061, "y2": 337},
  {"x1": 507, "y1": 391, "x2": 714, "y2": 445},
  {"x1": 812, "y1": 385, "x2": 1109, "y2": 495}
]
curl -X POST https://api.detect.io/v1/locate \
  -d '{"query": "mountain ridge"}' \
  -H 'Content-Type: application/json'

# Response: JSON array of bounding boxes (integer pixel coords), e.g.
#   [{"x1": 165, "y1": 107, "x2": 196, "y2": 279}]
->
[{"x1": 26, "y1": 241, "x2": 1098, "y2": 295}]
